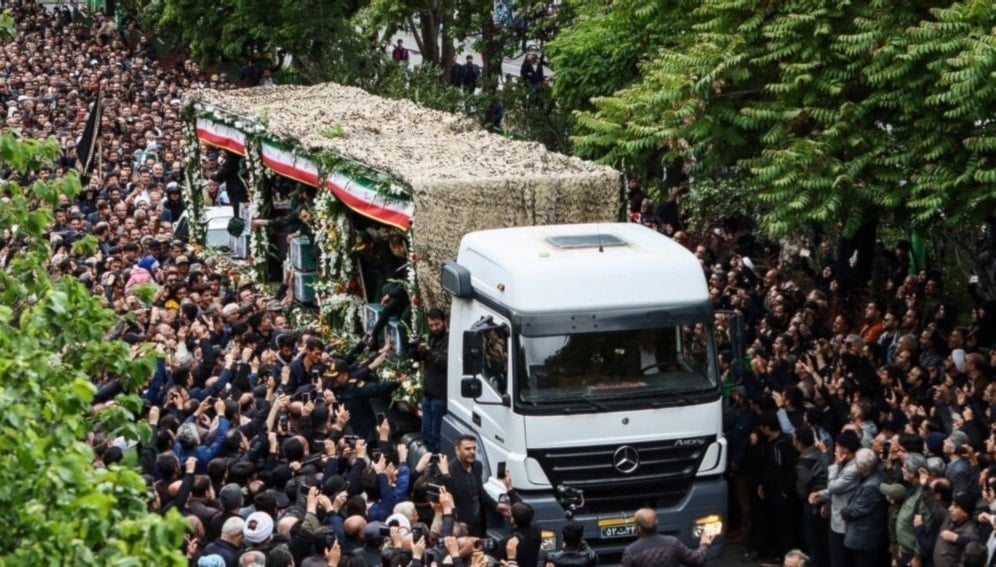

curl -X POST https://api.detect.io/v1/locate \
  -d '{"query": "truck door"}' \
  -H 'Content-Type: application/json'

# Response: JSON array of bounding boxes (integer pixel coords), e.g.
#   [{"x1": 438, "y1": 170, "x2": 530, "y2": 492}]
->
[{"x1": 464, "y1": 311, "x2": 517, "y2": 469}]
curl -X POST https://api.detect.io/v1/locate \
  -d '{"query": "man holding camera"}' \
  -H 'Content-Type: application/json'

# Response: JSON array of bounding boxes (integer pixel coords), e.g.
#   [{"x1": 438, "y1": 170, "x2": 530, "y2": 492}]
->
[{"x1": 411, "y1": 307, "x2": 448, "y2": 453}]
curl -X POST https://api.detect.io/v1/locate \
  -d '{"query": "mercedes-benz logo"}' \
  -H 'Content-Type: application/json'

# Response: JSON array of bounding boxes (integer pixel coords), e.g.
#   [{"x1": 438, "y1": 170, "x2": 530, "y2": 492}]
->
[{"x1": 613, "y1": 445, "x2": 640, "y2": 474}]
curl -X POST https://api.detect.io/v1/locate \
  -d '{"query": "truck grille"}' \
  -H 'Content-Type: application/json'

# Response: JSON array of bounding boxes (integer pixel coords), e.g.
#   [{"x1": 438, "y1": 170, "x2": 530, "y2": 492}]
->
[{"x1": 527, "y1": 436, "x2": 714, "y2": 514}]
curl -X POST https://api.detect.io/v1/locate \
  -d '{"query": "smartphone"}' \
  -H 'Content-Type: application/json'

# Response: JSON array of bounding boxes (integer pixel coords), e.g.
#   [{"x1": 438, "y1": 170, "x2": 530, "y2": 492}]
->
[
  {"x1": 343, "y1": 435, "x2": 358, "y2": 449},
  {"x1": 371, "y1": 450, "x2": 383, "y2": 463},
  {"x1": 496, "y1": 461, "x2": 507, "y2": 479},
  {"x1": 429, "y1": 453, "x2": 440, "y2": 464},
  {"x1": 426, "y1": 483, "x2": 442, "y2": 503},
  {"x1": 412, "y1": 525, "x2": 426, "y2": 542},
  {"x1": 376, "y1": 412, "x2": 386, "y2": 426}
]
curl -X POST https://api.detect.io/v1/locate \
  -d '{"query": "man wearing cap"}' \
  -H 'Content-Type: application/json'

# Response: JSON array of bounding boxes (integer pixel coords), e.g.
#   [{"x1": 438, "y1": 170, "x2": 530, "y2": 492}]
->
[
  {"x1": 944, "y1": 430, "x2": 979, "y2": 495},
  {"x1": 329, "y1": 346, "x2": 400, "y2": 442},
  {"x1": 840, "y1": 448, "x2": 889, "y2": 567},
  {"x1": 890, "y1": 453, "x2": 934, "y2": 567},
  {"x1": 932, "y1": 490, "x2": 979, "y2": 566},
  {"x1": 809, "y1": 427, "x2": 863, "y2": 567}
]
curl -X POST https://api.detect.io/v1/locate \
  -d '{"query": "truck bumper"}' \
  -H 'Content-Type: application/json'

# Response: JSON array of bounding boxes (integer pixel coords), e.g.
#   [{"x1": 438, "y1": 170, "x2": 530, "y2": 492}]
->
[{"x1": 516, "y1": 475, "x2": 727, "y2": 558}]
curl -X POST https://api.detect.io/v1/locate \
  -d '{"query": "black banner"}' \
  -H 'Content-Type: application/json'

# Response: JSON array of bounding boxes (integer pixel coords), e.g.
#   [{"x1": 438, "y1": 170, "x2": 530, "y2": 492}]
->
[{"x1": 75, "y1": 86, "x2": 102, "y2": 181}]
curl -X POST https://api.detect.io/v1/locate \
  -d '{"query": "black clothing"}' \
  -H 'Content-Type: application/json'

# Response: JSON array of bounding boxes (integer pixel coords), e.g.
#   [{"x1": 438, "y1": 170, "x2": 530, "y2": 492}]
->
[
  {"x1": 211, "y1": 151, "x2": 247, "y2": 217},
  {"x1": 412, "y1": 329, "x2": 448, "y2": 401},
  {"x1": 544, "y1": 543, "x2": 598, "y2": 567},
  {"x1": 335, "y1": 377, "x2": 400, "y2": 442},
  {"x1": 445, "y1": 460, "x2": 485, "y2": 536},
  {"x1": 202, "y1": 538, "x2": 241, "y2": 567},
  {"x1": 496, "y1": 524, "x2": 542, "y2": 567}
]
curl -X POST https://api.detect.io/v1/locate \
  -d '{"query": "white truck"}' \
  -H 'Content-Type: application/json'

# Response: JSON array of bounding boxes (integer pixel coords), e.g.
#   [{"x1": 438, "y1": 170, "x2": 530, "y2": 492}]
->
[{"x1": 436, "y1": 222, "x2": 727, "y2": 556}]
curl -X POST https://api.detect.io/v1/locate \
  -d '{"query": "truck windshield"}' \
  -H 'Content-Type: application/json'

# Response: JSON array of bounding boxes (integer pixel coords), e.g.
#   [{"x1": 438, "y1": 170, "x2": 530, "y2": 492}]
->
[{"x1": 515, "y1": 324, "x2": 717, "y2": 407}]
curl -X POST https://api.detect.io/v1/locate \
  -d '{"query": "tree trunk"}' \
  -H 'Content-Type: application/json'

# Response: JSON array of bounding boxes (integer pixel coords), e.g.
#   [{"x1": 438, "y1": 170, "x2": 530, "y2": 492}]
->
[
  {"x1": 480, "y1": 13, "x2": 502, "y2": 81},
  {"x1": 441, "y1": 22, "x2": 455, "y2": 80}
]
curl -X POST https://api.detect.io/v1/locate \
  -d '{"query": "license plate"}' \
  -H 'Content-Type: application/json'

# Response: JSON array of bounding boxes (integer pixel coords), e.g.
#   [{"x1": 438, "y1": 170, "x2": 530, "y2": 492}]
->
[{"x1": 598, "y1": 517, "x2": 637, "y2": 539}]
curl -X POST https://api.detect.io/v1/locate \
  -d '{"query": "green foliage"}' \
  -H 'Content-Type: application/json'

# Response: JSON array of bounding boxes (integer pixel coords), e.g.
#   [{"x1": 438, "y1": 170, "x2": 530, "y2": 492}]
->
[
  {"x1": 572, "y1": 0, "x2": 996, "y2": 237},
  {"x1": 473, "y1": 81, "x2": 575, "y2": 153},
  {"x1": 148, "y1": 0, "x2": 365, "y2": 73},
  {"x1": 546, "y1": 0, "x2": 697, "y2": 113},
  {"x1": 0, "y1": 14, "x2": 187, "y2": 558}
]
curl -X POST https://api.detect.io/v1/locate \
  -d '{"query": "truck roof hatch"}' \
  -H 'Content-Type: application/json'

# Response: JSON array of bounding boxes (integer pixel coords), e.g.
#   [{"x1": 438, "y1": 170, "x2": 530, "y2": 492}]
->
[{"x1": 547, "y1": 233, "x2": 627, "y2": 249}]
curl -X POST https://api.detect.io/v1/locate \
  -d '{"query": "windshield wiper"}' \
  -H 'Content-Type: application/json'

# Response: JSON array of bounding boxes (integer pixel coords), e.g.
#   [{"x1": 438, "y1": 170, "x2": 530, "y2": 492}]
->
[
  {"x1": 576, "y1": 397, "x2": 610, "y2": 411},
  {"x1": 651, "y1": 392, "x2": 701, "y2": 407}
]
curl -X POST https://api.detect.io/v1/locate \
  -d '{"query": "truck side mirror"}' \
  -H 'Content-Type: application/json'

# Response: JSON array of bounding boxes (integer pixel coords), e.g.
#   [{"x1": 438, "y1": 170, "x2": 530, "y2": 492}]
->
[
  {"x1": 463, "y1": 330, "x2": 484, "y2": 376},
  {"x1": 461, "y1": 377, "x2": 483, "y2": 399}
]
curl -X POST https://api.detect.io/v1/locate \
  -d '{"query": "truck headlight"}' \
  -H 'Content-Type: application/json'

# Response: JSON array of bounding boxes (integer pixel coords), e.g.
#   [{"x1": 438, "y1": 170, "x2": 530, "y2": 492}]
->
[
  {"x1": 691, "y1": 515, "x2": 722, "y2": 538},
  {"x1": 540, "y1": 530, "x2": 557, "y2": 551}
]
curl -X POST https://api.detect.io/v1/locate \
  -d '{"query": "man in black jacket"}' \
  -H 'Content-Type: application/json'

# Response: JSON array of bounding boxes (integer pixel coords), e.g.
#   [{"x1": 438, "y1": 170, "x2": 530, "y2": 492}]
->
[
  {"x1": 495, "y1": 502, "x2": 541, "y2": 567},
  {"x1": 412, "y1": 308, "x2": 448, "y2": 453},
  {"x1": 443, "y1": 435, "x2": 515, "y2": 537},
  {"x1": 544, "y1": 521, "x2": 598, "y2": 566},
  {"x1": 211, "y1": 150, "x2": 246, "y2": 217}
]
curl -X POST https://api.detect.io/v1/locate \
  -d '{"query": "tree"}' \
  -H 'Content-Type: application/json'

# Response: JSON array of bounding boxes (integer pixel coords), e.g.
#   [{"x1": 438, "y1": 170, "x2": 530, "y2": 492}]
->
[
  {"x1": 545, "y1": 0, "x2": 696, "y2": 114},
  {"x1": 572, "y1": 0, "x2": 996, "y2": 238},
  {"x1": 0, "y1": 15, "x2": 187, "y2": 563},
  {"x1": 147, "y1": 0, "x2": 367, "y2": 83}
]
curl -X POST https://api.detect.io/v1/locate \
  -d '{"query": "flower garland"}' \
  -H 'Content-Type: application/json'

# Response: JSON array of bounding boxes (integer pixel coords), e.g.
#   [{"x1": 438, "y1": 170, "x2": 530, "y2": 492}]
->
[
  {"x1": 403, "y1": 226, "x2": 426, "y2": 338},
  {"x1": 311, "y1": 189, "x2": 364, "y2": 333},
  {"x1": 180, "y1": 117, "x2": 206, "y2": 244},
  {"x1": 243, "y1": 136, "x2": 269, "y2": 283}
]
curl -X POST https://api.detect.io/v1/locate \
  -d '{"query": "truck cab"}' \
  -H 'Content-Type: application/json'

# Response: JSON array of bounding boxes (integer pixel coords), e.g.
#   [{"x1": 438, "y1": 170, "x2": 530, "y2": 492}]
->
[{"x1": 437, "y1": 223, "x2": 726, "y2": 555}]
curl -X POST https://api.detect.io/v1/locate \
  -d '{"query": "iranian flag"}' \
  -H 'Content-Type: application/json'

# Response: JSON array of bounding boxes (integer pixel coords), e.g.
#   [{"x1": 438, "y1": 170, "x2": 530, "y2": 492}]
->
[
  {"x1": 261, "y1": 142, "x2": 413, "y2": 231},
  {"x1": 195, "y1": 118, "x2": 247, "y2": 155}
]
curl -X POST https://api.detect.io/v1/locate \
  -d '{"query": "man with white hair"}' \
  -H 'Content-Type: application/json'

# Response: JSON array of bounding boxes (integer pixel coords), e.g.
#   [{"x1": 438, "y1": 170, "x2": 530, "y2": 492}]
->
[
  {"x1": 783, "y1": 549, "x2": 810, "y2": 567},
  {"x1": 240, "y1": 550, "x2": 266, "y2": 567},
  {"x1": 840, "y1": 448, "x2": 889, "y2": 567},
  {"x1": 203, "y1": 516, "x2": 244, "y2": 567}
]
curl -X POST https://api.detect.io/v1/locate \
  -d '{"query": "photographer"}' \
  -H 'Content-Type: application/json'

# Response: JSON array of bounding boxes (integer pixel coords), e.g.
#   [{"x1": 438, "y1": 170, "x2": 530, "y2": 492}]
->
[
  {"x1": 543, "y1": 521, "x2": 598, "y2": 567},
  {"x1": 494, "y1": 502, "x2": 541, "y2": 567},
  {"x1": 411, "y1": 308, "x2": 448, "y2": 453}
]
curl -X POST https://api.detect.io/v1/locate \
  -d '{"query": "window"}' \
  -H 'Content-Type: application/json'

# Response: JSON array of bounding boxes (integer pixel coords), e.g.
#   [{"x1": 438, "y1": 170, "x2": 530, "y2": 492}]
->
[{"x1": 516, "y1": 324, "x2": 717, "y2": 408}]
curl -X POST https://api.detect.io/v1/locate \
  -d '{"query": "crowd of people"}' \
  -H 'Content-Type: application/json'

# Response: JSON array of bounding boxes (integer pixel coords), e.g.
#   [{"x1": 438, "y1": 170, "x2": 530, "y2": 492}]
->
[
  {"x1": 5, "y1": 1, "x2": 996, "y2": 567},
  {"x1": 630, "y1": 182, "x2": 996, "y2": 567},
  {"x1": 1, "y1": 3, "x2": 595, "y2": 567}
]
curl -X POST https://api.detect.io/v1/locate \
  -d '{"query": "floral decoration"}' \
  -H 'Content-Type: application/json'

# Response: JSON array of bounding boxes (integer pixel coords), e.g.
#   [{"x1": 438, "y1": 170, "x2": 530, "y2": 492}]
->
[
  {"x1": 381, "y1": 356, "x2": 424, "y2": 410},
  {"x1": 311, "y1": 189, "x2": 364, "y2": 334}
]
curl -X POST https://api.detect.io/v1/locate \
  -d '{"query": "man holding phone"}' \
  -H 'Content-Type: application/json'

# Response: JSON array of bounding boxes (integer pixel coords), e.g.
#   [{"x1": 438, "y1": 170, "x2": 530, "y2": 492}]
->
[
  {"x1": 443, "y1": 435, "x2": 519, "y2": 537},
  {"x1": 410, "y1": 307, "x2": 448, "y2": 453},
  {"x1": 329, "y1": 354, "x2": 401, "y2": 443}
]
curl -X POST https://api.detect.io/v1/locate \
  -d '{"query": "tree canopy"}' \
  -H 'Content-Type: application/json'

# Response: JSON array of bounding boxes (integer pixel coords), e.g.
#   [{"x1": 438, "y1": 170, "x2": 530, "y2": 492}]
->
[
  {"x1": 571, "y1": 0, "x2": 996, "y2": 237},
  {"x1": 149, "y1": 0, "x2": 366, "y2": 79}
]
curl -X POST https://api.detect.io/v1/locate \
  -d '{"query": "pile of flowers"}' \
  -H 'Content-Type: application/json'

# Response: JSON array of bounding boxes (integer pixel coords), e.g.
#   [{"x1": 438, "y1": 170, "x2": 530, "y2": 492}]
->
[{"x1": 382, "y1": 355, "x2": 424, "y2": 412}]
